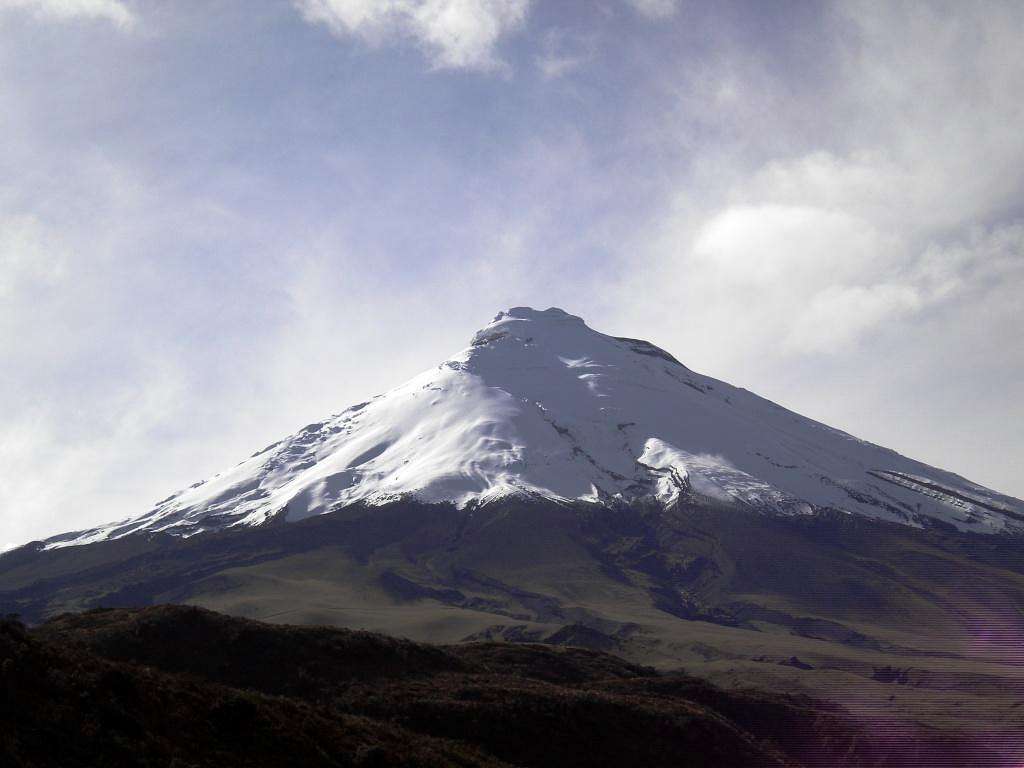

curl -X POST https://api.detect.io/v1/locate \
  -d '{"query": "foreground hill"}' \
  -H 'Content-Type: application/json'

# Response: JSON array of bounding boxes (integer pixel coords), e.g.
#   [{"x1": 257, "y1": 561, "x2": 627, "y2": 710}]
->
[{"x1": 2, "y1": 605, "x2": 1015, "y2": 767}]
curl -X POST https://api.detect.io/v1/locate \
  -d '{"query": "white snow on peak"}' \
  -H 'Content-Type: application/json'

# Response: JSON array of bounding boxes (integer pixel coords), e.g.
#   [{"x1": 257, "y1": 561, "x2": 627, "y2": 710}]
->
[{"x1": 43, "y1": 307, "x2": 1024, "y2": 548}]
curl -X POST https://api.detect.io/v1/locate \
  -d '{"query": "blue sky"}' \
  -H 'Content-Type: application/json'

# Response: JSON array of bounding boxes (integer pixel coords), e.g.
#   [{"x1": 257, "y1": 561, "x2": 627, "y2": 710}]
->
[{"x1": 2, "y1": 0, "x2": 1022, "y2": 548}]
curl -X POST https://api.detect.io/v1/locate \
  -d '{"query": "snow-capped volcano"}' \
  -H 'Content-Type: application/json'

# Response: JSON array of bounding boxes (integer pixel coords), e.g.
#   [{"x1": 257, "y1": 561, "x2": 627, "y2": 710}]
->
[{"x1": 47, "y1": 307, "x2": 1024, "y2": 548}]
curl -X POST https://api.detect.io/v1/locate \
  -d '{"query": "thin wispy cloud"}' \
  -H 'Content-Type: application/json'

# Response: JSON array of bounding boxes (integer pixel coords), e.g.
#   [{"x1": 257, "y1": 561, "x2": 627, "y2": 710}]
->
[
  {"x1": 0, "y1": 214, "x2": 68, "y2": 297},
  {"x1": 293, "y1": 0, "x2": 531, "y2": 72},
  {"x1": 535, "y1": 28, "x2": 595, "y2": 80},
  {"x1": 0, "y1": 0, "x2": 135, "y2": 28},
  {"x1": 625, "y1": 0, "x2": 678, "y2": 20}
]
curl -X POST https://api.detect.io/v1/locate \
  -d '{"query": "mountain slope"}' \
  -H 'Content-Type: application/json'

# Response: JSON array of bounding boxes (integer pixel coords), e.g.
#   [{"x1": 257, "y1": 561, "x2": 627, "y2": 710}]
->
[{"x1": 44, "y1": 306, "x2": 1024, "y2": 549}]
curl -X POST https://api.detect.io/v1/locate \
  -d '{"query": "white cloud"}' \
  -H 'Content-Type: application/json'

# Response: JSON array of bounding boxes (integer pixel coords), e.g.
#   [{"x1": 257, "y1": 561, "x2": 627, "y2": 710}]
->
[
  {"x1": 785, "y1": 283, "x2": 922, "y2": 353},
  {"x1": 294, "y1": 0, "x2": 530, "y2": 72},
  {"x1": 670, "y1": 205, "x2": 1022, "y2": 359},
  {"x1": 650, "y1": 203, "x2": 921, "y2": 357},
  {"x1": 0, "y1": 0, "x2": 135, "y2": 29},
  {"x1": 691, "y1": 205, "x2": 893, "y2": 287}
]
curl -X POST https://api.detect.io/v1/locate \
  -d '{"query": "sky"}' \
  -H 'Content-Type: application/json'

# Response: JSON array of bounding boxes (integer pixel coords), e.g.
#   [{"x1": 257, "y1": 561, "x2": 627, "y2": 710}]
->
[{"x1": 1, "y1": 0, "x2": 1022, "y2": 549}]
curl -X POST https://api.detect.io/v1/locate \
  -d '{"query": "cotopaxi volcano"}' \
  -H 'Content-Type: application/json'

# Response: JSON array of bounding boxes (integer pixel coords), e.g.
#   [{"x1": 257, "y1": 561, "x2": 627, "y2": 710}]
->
[
  {"x1": 43, "y1": 306, "x2": 1024, "y2": 549},
  {"x1": 4, "y1": 308, "x2": 1024, "y2": 763}
]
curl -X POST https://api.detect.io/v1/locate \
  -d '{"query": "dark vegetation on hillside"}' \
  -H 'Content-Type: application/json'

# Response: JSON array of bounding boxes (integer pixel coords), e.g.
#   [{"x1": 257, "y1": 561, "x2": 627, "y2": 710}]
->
[{"x1": 1, "y1": 605, "x2": 1013, "y2": 767}]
